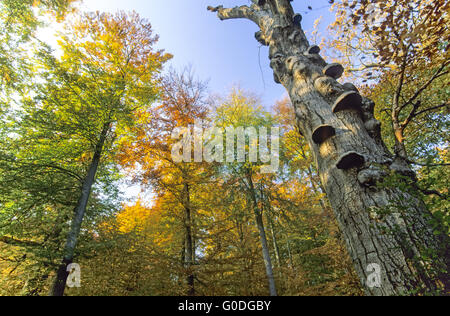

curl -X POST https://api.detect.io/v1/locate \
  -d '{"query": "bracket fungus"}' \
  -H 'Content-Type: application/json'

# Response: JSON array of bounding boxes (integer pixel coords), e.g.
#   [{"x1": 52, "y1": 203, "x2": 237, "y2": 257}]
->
[
  {"x1": 336, "y1": 152, "x2": 365, "y2": 170},
  {"x1": 332, "y1": 91, "x2": 363, "y2": 115},
  {"x1": 306, "y1": 45, "x2": 321, "y2": 55},
  {"x1": 323, "y1": 63, "x2": 344, "y2": 79},
  {"x1": 312, "y1": 125, "x2": 336, "y2": 144},
  {"x1": 293, "y1": 13, "x2": 302, "y2": 26}
]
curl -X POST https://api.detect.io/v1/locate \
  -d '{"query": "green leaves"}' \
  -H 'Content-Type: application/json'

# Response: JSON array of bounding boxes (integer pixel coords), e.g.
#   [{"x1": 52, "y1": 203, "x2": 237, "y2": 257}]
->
[
  {"x1": 0, "y1": 0, "x2": 78, "y2": 89},
  {"x1": 0, "y1": 9, "x2": 169, "y2": 295}
]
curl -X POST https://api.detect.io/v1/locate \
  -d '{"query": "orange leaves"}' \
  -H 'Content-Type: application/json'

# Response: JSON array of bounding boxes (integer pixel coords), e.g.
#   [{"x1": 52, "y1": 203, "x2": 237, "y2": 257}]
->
[{"x1": 332, "y1": 0, "x2": 449, "y2": 68}]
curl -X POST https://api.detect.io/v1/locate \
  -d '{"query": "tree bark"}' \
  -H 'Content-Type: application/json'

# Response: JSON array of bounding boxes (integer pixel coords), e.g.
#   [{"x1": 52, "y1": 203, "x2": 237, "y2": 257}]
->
[
  {"x1": 183, "y1": 182, "x2": 195, "y2": 296},
  {"x1": 268, "y1": 214, "x2": 281, "y2": 269},
  {"x1": 50, "y1": 122, "x2": 110, "y2": 296},
  {"x1": 285, "y1": 235, "x2": 294, "y2": 269},
  {"x1": 246, "y1": 171, "x2": 277, "y2": 296},
  {"x1": 209, "y1": 0, "x2": 449, "y2": 295}
]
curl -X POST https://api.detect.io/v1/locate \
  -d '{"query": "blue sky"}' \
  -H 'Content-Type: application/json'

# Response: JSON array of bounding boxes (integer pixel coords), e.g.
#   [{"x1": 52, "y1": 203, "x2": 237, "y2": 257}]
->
[{"x1": 77, "y1": 0, "x2": 336, "y2": 109}]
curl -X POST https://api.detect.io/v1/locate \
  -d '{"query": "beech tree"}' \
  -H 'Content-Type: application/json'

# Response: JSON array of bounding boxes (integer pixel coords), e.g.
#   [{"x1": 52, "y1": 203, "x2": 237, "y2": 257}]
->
[
  {"x1": 208, "y1": 0, "x2": 448, "y2": 295},
  {"x1": 0, "y1": 0, "x2": 77, "y2": 89},
  {"x1": 213, "y1": 89, "x2": 279, "y2": 296},
  {"x1": 119, "y1": 69, "x2": 211, "y2": 296},
  {"x1": 29, "y1": 11, "x2": 171, "y2": 296}
]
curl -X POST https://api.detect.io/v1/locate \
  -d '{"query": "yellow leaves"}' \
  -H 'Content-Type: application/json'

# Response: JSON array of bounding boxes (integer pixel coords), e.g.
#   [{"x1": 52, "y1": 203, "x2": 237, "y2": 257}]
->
[
  {"x1": 61, "y1": 11, "x2": 170, "y2": 81},
  {"x1": 116, "y1": 201, "x2": 155, "y2": 234}
]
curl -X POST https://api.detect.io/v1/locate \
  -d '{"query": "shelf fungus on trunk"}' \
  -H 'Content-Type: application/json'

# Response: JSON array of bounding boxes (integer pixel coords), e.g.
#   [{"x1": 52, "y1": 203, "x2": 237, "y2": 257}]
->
[
  {"x1": 332, "y1": 91, "x2": 364, "y2": 115},
  {"x1": 323, "y1": 63, "x2": 344, "y2": 79},
  {"x1": 208, "y1": 0, "x2": 450, "y2": 296},
  {"x1": 312, "y1": 124, "x2": 336, "y2": 145},
  {"x1": 336, "y1": 151, "x2": 365, "y2": 170},
  {"x1": 343, "y1": 82, "x2": 359, "y2": 92},
  {"x1": 255, "y1": 31, "x2": 268, "y2": 46},
  {"x1": 273, "y1": 73, "x2": 281, "y2": 84},
  {"x1": 306, "y1": 45, "x2": 321, "y2": 55},
  {"x1": 293, "y1": 13, "x2": 302, "y2": 26}
]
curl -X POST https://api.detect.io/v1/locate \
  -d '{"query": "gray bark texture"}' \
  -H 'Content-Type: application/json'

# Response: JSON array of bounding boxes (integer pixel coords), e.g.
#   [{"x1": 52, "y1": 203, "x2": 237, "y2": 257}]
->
[{"x1": 209, "y1": 0, "x2": 449, "y2": 296}]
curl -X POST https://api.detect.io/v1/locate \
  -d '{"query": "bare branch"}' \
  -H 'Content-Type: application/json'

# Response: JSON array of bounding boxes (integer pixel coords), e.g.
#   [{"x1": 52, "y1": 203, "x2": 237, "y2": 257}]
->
[
  {"x1": 412, "y1": 102, "x2": 449, "y2": 118},
  {"x1": 402, "y1": 101, "x2": 449, "y2": 129},
  {"x1": 348, "y1": 63, "x2": 386, "y2": 72},
  {"x1": 408, "y1": 160, "x2": 450, "y2": 167},
  {"x1": 401, "y1": 100, "x2": 422, "y2": 129},
  {"x1": 207, "y1": 5, "x2": 259, "y2": 24}
]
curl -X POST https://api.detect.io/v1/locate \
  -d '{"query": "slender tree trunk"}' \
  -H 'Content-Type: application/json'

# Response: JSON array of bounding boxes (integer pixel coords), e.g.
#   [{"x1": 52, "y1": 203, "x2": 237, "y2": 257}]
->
[
  {"x1": 235, "y1": 217, "x2": 252, "y2": 296},
  {"x1": 50, "y1": 123, "x2": 110, "y2": 296},
  {"x1": 306, "y1": 165, "x2": 328, "y2": 213},
  {"x1": 285, "y1": 236, "x2": 294, "y2": 269},
  {"x1": 246, "y1": 172, "x2": 277, "y2": 296},
  {"x1": 391, "y1": 54, "x2": 410, "y2": 162},
  {"x1": 209, "y1": 1, "x2": 449, "y2": 295},
  {"x1": 183, "y1": 182, "x2": 195, "y2": 296},
  {"x1": 393, "y1": 124, "x2": 408, "y2": 161},
  {"x1": 181, "y1": 237, "x2": 186, "y2": 265},
  {"x1": 268, "y1": 215, "x2": 281, "y2": 268}
]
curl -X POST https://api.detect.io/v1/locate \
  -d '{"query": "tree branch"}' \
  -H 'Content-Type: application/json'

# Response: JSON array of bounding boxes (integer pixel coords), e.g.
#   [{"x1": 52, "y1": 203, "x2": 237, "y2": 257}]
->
[
  {"x1": 393, "y1": 52, "x2": 409, "y2": 114},
  {"x1": 207, "y1": 5, "x2": 259, "y2": 24},
  {"x1": 408, "y1": 160, "x2": 450, "y2": 167},
  {"x1": 401, "y1": 61, "x2": 450, "y2": 112},
  {"x1": 420, "y1": 189, "x2": 448, "y2": 200},
  {"x1": 411, "y1": 102, "x2": 449, "y2": 118},
  {"x1": 0, "y1": 236, "x2": 41, "y2": 248},
  {"x1": 402, "y1": 101, "x2": 449, "y2": 129}
]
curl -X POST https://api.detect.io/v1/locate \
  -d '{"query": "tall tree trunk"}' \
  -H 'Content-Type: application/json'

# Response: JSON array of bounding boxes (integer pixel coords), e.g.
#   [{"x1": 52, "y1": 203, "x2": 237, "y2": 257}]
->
[
  {"x1": 391, "y1": 54, "x2": 409, "y2": 162},
  {"x1": 285, "y1": 235, "x2": 294, "y2": 269},
  {"x1": 268, "y1": 215, "x2": 281, "y2": 269},
  {"x1": 209, "y1": 1, "x2": 449, "y2": 295},
  {"x1": 264, "y1": 197, "x2": 282, "y2": 269},
  {"x1": 306, "y1": 165, "x2": 328, "y2": 213},
  {"x1": 246, "y1": 171, "x2": 277, "y2": 296},
  {"x1": 50, "y1": 123, "x2": 110, "y2": 296},
  {"x1": 183, "y1": 182, "x2": 195, "y2": 296},
  {"x1": 393, "y1": 124, "x2": 408, "y2": 161}
]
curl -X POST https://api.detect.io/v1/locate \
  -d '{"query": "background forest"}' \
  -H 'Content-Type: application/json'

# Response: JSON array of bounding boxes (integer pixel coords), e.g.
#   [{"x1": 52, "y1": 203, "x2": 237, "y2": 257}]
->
[{"x1": 0, "y1": 0, "x2": 448, "y2": 296}]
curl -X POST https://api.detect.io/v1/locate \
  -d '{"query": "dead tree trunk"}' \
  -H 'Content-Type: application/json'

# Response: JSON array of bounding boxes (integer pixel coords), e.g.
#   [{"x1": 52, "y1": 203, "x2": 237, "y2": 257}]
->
[
  {"x1": 50, "y1": 122, "x2": 110, "y2": 296},
  {"x1": 208, "y1": 0, "x2": 449, "y2": 295}
]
